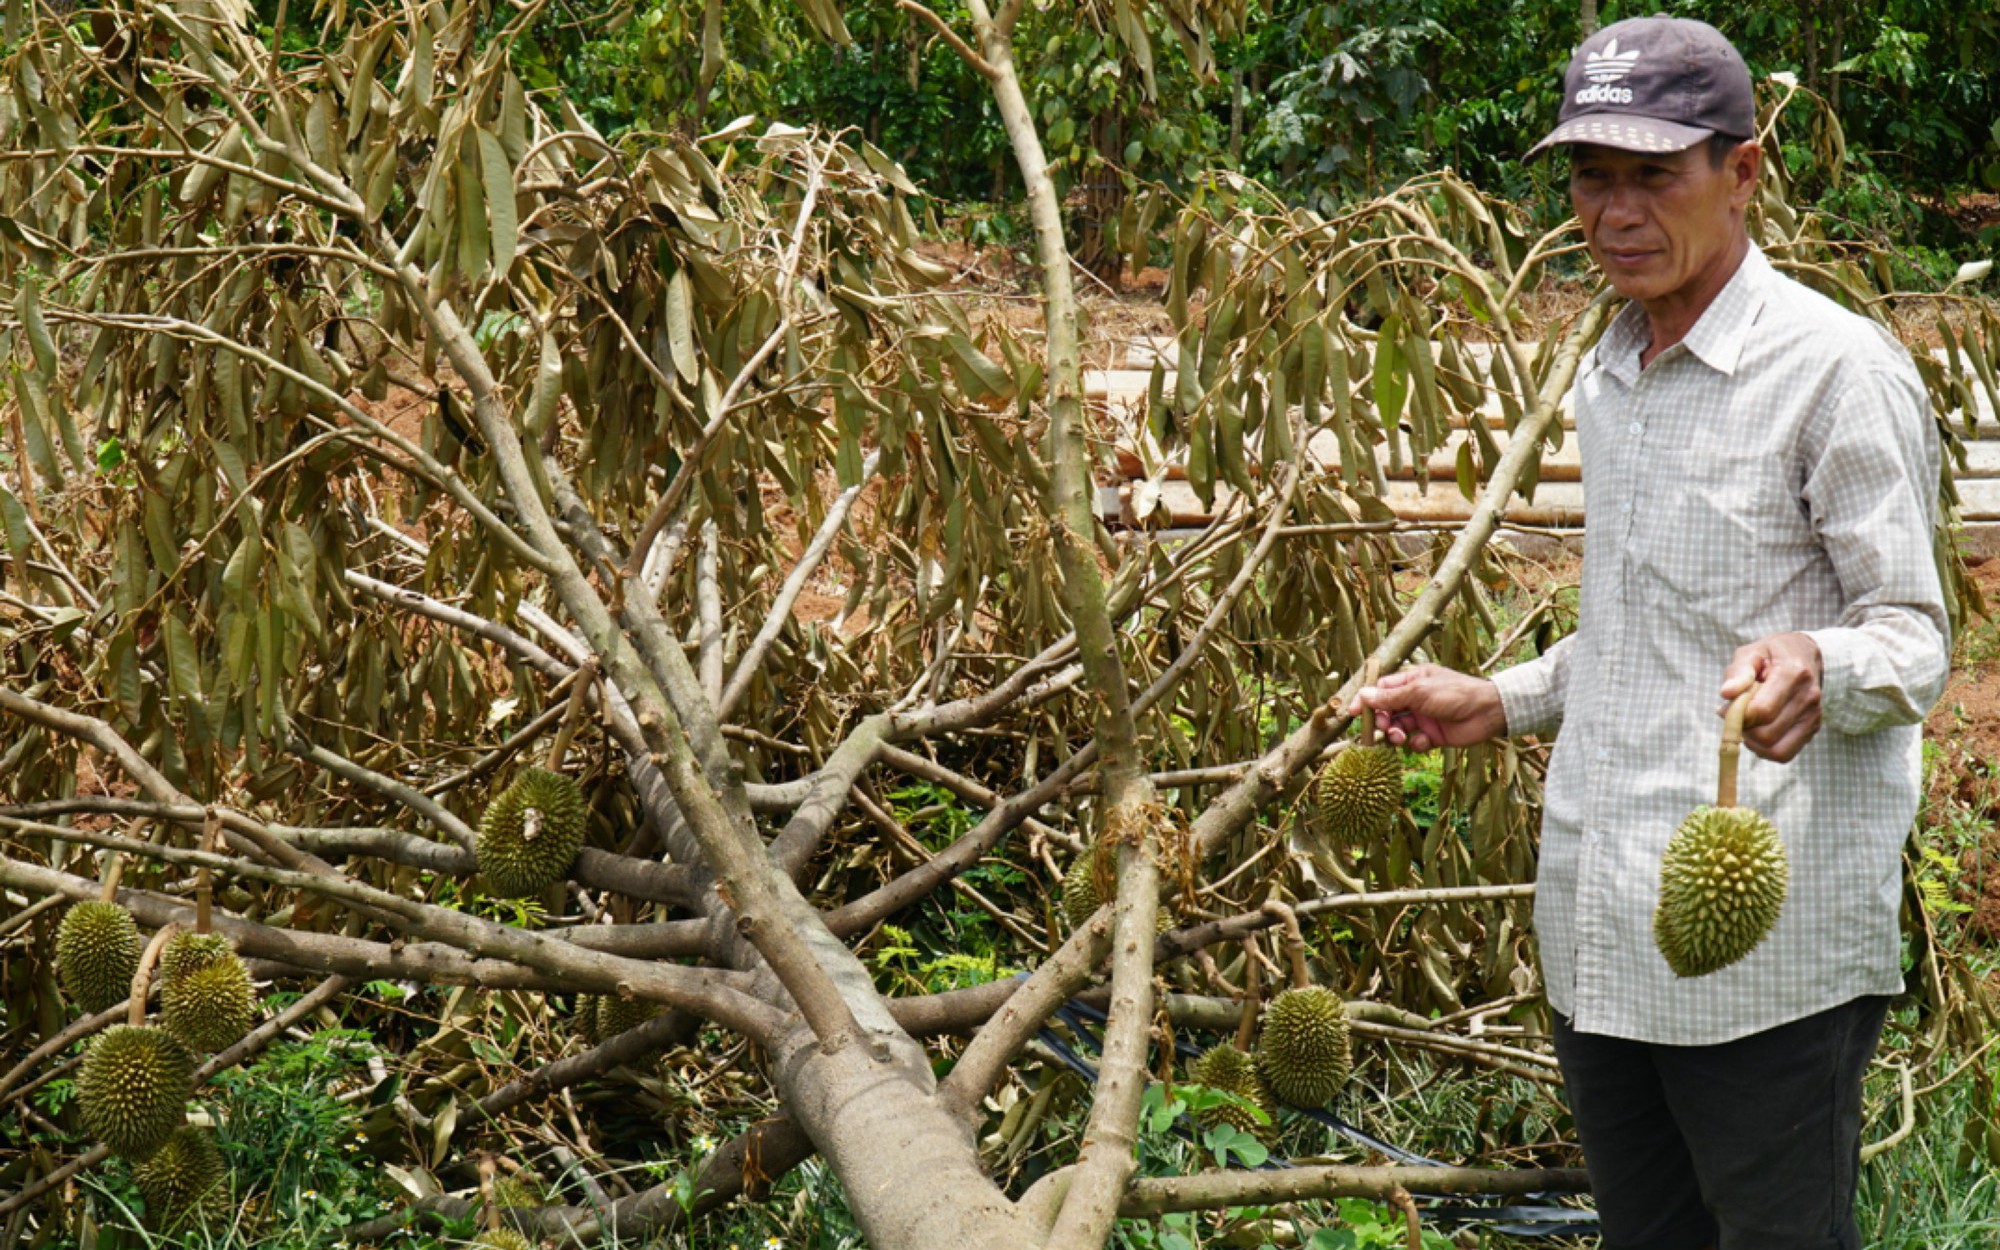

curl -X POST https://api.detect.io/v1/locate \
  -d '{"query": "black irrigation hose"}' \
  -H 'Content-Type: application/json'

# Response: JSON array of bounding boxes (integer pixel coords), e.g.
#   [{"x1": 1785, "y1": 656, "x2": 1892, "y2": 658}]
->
[{"x1": 1037, "y1": 996, "x2": 1599, "y2": 1239}]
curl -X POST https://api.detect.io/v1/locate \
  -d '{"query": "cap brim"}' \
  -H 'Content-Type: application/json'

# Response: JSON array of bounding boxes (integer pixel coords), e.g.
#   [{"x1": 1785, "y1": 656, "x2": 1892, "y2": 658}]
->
[{"x1": 1525, "y1": 114, "x2": 1714, "y2": 160}]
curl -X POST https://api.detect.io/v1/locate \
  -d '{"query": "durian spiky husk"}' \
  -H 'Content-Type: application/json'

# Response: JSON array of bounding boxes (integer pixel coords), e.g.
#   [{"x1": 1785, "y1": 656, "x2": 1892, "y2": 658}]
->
[
  {"x1": 1257, "y1": 986, "x2": 1353, "y2": 1108},
  {"x1": 159, "y1": 932, "x2": 234, "y2": 984},
  {"x1": 1653, "y1": 805, "x2": 1789, "y2": 978},
  {"x1": 574, "y1": 995, "x2": 602, "y2": 1046},
  {"x1": 477, "y1": 768, "x2": 587, "y2": 898},
  {"x1": 472, "y1": 1229, "x2": 535, "y2": 1250},
  {"x1": 492, "y1": 1169, "x2": 547, "y2": 1209},
  {"x1": 56, "y1": 901, "x2": 142, "y2": 1013},
  {"x1": 1058, "y1": 844, "x2": 1173, "y2": 932},
  {"x1": 595, "y1": 994, "x2": 661, "y2": 1040},
  {"x1": 1313, "y1": 744, "x2": 1404, "y2": 843},
  {"x1": 162, "y1": 951, "x2": 258, "y2": 1054},
  {"x1": 77, "y1": 1025, "x2": 192, "y2": 1158},
  {"x1": 133, "y1": 1125, "x2": 228, "y2": 1231},
  {"x1": 1187, "y1": 1042, "x2": 1273, "y2": 1138}
]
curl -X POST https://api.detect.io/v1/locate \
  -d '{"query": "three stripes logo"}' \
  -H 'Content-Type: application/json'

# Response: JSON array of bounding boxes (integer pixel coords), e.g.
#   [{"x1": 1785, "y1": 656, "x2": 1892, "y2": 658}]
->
[{"x1": 1576, "y1": 37, "x2": 1641, "y2": 104}]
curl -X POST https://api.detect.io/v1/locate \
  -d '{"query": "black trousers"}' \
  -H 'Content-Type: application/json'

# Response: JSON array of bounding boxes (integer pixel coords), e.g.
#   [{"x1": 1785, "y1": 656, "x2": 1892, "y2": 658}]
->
[{"x1": 1552, "y1": 996, "x2": 1890, "y2": 1250}]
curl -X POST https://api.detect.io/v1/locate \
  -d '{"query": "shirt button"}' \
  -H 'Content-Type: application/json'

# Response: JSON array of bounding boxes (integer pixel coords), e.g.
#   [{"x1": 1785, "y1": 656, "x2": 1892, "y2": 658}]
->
[
  {"x1": 1595, "y1": 747, "x2": 1610, "y2": 761},
  {"x1": 1585, "y1": 830, "x2": 1603, "y2": 845},
  {"x1": 1620, "y1": 500, "x2": 1633, "y2": 514},
  {"x1": 1629, "y1": 421, "x2": 1642, "y2": 435}
]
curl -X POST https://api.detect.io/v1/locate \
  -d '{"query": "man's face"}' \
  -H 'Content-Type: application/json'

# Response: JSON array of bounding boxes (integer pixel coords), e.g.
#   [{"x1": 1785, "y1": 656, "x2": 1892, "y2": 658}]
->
[{"x1": 1567, "y1": 140, "x2": 1759, "y2": 309}]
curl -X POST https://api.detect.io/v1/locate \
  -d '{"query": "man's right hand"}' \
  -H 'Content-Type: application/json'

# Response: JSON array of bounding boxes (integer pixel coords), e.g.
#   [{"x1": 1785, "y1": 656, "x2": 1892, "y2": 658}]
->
[{"x1": 1347, "y1": 664, "x2": 1508, "y2": 751}]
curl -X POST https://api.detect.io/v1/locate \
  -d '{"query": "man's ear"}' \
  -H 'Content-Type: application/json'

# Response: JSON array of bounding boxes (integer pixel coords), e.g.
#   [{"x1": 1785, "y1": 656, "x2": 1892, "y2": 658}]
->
[{"x1": 1729, "y1": 139, "x2": 1762, "y2": 207}]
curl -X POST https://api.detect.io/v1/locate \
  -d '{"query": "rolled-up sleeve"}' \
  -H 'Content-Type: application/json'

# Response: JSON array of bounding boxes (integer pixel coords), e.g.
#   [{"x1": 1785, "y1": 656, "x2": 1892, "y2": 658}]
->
[
  {"x1": 1800, "y1": 366, "x2": 1950, "y2": 734},
  {"x1": 1492, "y1": 631, "x2": 1576, "y2": 738}
]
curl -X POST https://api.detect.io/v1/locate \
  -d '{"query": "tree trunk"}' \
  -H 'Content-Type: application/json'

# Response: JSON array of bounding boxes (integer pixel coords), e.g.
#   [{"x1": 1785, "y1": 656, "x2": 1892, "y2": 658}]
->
[{"x1": 1580, "y1": 0, "x2": 1598, "y2": 38}]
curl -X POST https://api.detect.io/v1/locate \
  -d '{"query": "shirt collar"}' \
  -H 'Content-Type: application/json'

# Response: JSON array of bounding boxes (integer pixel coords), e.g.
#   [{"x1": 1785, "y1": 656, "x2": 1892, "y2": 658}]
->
[{"x1": 1593, "y1": 242, "x2": 1771, "y2": 384}]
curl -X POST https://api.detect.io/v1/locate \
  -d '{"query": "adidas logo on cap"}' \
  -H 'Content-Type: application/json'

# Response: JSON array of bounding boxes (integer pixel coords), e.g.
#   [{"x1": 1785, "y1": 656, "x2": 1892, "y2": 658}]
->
[
  {"x1": 1584, "y1": 38, "x2": 1641, "y2": 83},
  {"x1": 1578, "y1": 38, "x2": 1640, "y2": 102}
]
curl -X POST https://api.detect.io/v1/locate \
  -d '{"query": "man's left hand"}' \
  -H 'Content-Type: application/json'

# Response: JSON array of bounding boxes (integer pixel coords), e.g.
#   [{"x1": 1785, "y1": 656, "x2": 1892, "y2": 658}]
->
[{"x1": 1720, "y1": 632, "x2": 1823, "y2": 762}]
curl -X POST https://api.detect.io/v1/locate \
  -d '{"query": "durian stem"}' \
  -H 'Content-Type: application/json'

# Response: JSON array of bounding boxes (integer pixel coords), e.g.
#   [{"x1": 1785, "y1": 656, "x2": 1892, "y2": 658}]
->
[
  {"x1": 1261, "y1": 900, "x2": 1311, "y2": 990},
  {"x1": 1362, "y1": 658, "x2": 1382, "y2": 747},
  {"x1": 195, "y1": 808, "x2": 222, "y2": 936},
  {"x1": 1234, "y1": 941, "x2": 1261, "y2": 1051},
  {"x1": 1717, "y1": 682, "x2": 1760, "y2": 809},
  {"x1": 98, "y1": 852, "x2": 126, "y2": 903},
  {"x1": 128, "y1": 922, "x2": 179, "y2": 1027},
  {"x1": 1388, "y1": 1187, "x2": 1422, "y2": 1250},
  {"x1": 544, "y1": 658, "x2": 601, "y2": 772}
]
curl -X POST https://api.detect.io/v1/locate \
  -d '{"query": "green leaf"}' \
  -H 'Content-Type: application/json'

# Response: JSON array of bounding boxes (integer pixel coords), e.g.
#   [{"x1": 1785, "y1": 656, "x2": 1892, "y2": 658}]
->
[
  {"x1": 1373, "y1": 316, "x2": 1409, "y2": 431},
  {"x1": 0, "y1": 485, "x2": 31, "y2": 572},
  {"x1": 13, "y1": 371, "x2": 65, "y2": 487},
  {"x1": 453, "y1": 134, "x2": 489, "y2": 281},
  {"x1": 16, "y1": 276, "x2": 56, "y2": 379},
  {"x1": 665, "y1": 267, "x2": 699, "y2": 384},
  {"x1": 164, "y1": 610, "x2": 202, "y2": 703},
  {"x1": 943, "y1": 333, "x2": 1015, "y2": 405},
  {"x1": 477, "y1": 127, "x2": 517, "y2": 277}
]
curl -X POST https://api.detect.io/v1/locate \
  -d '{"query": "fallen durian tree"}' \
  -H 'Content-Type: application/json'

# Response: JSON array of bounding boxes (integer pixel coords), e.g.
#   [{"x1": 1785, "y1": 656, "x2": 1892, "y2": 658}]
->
[{"x1": 0, "y1": 1, "x2": 1996, "y2": 1246}]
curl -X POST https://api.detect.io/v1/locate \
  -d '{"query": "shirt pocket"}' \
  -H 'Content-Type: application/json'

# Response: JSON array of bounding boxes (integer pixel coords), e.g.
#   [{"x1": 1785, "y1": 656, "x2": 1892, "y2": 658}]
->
[{"x1": 1630, "y1": 437, "x2": 1760, "y2": 636}]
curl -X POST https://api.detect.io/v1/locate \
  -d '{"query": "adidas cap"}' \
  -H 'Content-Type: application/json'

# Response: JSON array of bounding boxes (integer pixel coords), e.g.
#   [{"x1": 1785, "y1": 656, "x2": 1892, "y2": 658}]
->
[{"x1": 1527, "y1": 15, "x2": 1756, "y2": 159}]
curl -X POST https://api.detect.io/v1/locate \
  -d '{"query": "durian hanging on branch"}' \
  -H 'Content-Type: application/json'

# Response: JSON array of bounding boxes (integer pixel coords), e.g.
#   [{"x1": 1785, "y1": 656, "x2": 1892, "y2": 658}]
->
[
  {"x1": 1185, "y1": 937, "x2": 1273, "y2": 1142},
  {"x1": 1254, "y1": 899, "x2": 1353, "y2": 1109},
  {"x1": 76, "y1": 924, "x2": 193, "y2": 1160},
  {"x1": 1653, "y1": 683, "x2": 1790, "y2": 978},
  {"x1": 476, "y1": 661, "x2": 599, "y2": 899},
  {"x1": 56, "y1": 853, "x2": 141, "y2": 1014},
  {"x1": 161, "y1": 813, "x2": 258, "y2": 1055}
]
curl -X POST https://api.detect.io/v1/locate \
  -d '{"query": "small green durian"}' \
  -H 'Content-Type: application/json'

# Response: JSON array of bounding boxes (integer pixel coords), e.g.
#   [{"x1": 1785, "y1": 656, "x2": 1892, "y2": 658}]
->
[
  {"x1": 1187, "y1": 1042, "x2": 1273, "y2": 1139},
  {"x1": 477, "y1": 768, "x2": 587, "y2": 897},
  {"x1": 132, "y1": 1125, "x2": 228, "y2": 1230},
  {"x1": 77, "y1": 1025, "x2": 192, "y2": 1158},
  {"x1": 1653, "y1": 805, "x2": 1789, "y2": 978},
  {"x1": 1058, "y1": 844, "x2": 1173, "y2": 932},
  {"x1": 159, "y1": 933, "x2": 234, "y2": 984},
  {"x1": 1257, "y1": 986, "x2": 1353, "y2": 1108},
  {"x1": 595, "y1": 994, "x2": 661, "y2": 1040},
  {"x1": 56, "y1": 901, "x2": 142, "y2": 1013},
  {"x1": 162, "y1": 949, "x2": 257, "y2": 1054},
  {"x1": 1313, "y1": 744, "x2": 1404, "y2": 843}
]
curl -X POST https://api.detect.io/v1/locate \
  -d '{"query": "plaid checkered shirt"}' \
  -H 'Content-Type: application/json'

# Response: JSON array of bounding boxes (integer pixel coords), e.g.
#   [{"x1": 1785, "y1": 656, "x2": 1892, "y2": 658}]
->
[{"x1": 1491, "y1": 244, "x2": 1950, "y2": 1044}]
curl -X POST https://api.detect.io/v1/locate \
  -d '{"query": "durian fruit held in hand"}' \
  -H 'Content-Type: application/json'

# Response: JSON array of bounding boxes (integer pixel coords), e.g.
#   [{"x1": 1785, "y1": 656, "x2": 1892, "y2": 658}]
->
[
  {"x1": 477, "y1": 768, "x2": 587, "y2": 897},
  {"x1": 77, "y1": 1025, "x2": 193, "y2": 1158},
  {"x1": 1652, "y1": 683, "x2": 1790, "y2": 978},
  {"x1": 162, "y1": 945, "x2": 258, "y2": 1054},
  {"x1": 1653, "y1": 805, "x2": 1788, "y2": 977},
  {"x1": 1314, "y1": 742, "x2": 1403, "y2": 843},
  {"x1": 1256, "y1": 986, "x2": 1353, "y2": 1108},
  {"x1": 133, "y1": 1125, "x2": 228, "y2": 1230},
  {"x1": 1187, "y1": 1042, "x2": 1272, "y2": 1137},
  {"x1": 56, "y1": 901, "x2": 143, "y2": 1012}
]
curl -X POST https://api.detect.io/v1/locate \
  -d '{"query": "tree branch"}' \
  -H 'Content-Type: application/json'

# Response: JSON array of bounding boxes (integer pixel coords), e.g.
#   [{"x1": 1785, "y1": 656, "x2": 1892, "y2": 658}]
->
[
  {"x1": 1119, "y1": 1164, "x2": 1590, "y2": 1217},
  {"x1": 288, "y1": 733, "x2": 478, "y2": 851},
  {"x1": 718, "y1": 450, "x2": 879, "y2": 719},
  {"x1": 897, "y1": 0, "x2": 997, "y2": 78}
]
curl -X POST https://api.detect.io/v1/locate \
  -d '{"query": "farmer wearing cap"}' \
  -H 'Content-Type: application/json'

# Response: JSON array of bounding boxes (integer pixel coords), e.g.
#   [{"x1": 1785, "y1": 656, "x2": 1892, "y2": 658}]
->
[{"x1": 1353, "y1": 15, "x2": 1948, "y2": 1250}]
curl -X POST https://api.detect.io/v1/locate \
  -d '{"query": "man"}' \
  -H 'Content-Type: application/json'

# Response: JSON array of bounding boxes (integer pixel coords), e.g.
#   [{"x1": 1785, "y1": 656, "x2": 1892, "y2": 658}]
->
[{"x1": 1352, "y1": 16, "x2": 1949, "y2": 1250}]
